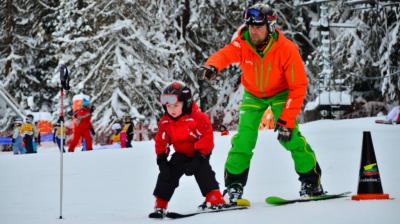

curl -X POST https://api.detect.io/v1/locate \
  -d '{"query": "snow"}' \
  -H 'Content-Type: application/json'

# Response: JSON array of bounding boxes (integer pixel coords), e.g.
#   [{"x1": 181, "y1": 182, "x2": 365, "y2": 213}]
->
[{"x1": 0, "y1": 117, "x2": 399, "y2": 223}]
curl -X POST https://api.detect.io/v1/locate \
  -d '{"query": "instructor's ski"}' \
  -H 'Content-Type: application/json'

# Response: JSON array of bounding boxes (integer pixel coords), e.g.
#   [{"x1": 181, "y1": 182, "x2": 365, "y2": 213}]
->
[{"x1": 265, "y1": 191, "x2": 351, "y2": 206}]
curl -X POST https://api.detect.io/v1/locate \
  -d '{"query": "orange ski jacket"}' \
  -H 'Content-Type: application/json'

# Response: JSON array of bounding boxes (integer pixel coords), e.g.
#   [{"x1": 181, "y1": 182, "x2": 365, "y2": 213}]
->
[{"x1": 205, "y1": 28, "x2": 308, "y2": 128}]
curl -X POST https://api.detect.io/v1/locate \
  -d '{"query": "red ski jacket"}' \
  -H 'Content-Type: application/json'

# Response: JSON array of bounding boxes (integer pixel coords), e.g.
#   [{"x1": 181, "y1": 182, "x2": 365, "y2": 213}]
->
[
  {"x1": 154, "y1": 102, "x2": 214, "y2": 157},
  {"x1": 73, "y1": 107, "x2": 92, "y2": 130}
]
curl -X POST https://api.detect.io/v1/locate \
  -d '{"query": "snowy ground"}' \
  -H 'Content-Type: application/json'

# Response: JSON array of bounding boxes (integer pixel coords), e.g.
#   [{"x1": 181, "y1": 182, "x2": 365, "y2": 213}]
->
[{"x1": 0, "y1": 117, "x2": 399, "y2": 224}]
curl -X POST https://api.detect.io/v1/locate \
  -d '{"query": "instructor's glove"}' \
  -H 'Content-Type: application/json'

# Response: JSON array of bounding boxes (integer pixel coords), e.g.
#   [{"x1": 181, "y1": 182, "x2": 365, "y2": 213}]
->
[
  {"x1": 157, "y1": 153, "x2": 171, "y2": 180},
  {"x1": 196, "y1": 65, "x2": 218, "y2": 80},
  {"x1": 184, "y1": 151, "x2": 205, "y2": 176},
  {"x1": 274, "y1": 119, "x2": 293, "y2": 142}
]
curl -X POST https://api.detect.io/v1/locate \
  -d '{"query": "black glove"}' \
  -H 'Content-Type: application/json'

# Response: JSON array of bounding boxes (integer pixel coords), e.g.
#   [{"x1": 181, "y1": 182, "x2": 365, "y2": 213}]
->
[
  {"x1": 90, "y1": 128, "x2": 96, "y2": 136},
  {"x1": 196, "y1": 65, "x2": 218, "y2": 80},
  {"x1": 12, "y1": 138, "x2": 15, "y2": 143},
  {"x1": 90, "y1": 106, "x2": 95, "y2": 114},
  {"x1": 274, "y1": 119, "x2": 293, "y2": 142},
  {"x1": 157, "y1": 153, "x2": 171, "y2": 179},
  {"x1": 184, "y1": 151, "x2": 205, "y2": 176}
]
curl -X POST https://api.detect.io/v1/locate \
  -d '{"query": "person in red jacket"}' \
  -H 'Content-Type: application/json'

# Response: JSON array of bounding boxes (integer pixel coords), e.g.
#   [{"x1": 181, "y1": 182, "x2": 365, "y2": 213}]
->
[
  {"x1": 196, "y1": 3, "x2": 325, "y2": 202},
  {"x1": 68, "y1": 98, "x2": 95, "y2": 152},
  {"x1": 149, "y1": 81, "x2": 225, "y2": 218}
]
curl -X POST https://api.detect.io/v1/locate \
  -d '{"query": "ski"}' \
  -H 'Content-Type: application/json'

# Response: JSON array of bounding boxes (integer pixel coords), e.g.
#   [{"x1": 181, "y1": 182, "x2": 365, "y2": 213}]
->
[
  {"x1": 375, "y1": 120, "x2": 395, "y2": 125},
  {"x1": 265, "y1": 191, "x2": 351, "y2": 206},
  {"x1": 165, "y1": 205, "x2": 248, "y2": 219}
]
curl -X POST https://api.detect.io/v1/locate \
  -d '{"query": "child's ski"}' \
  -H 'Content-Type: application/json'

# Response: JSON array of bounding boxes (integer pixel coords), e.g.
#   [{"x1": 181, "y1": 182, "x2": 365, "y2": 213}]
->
[{"x1": 165, "y1": 205, "x2": 248, "y2": 219}]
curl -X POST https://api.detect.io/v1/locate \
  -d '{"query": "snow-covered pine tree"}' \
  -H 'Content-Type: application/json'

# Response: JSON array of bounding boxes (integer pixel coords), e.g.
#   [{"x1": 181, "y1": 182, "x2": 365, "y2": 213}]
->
[{"x1": 0, "y1": 0, "x2": 59, "y2": 120}]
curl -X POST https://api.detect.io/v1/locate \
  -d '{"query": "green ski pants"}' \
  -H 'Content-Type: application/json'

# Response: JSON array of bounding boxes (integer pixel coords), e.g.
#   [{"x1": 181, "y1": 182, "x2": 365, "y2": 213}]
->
[{"x1": 225, "y1": 90, "x2": 318, "y2": 176}]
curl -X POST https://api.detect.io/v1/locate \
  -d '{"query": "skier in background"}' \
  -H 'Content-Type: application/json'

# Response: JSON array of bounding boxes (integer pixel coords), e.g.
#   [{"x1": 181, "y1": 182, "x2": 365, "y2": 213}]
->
[
  {"x1": 219, "y1": 125, "x2": 230, "y2": 136},
  {"x1": 33, "y1": 121, "x2": 41, "y2": 153},
  {"x1": 53, "y1": 118, "x2": 68, "y2": 152},
  {"x1": 20, "y1": 114, "x2": 38, "y2": 154},
  {"x1": 149, "y1": 81, "x2": 225, "y2": 218},
  {"x1": 11, "y1": 117, "x2": 25, "y2": 155},
  {"x1": 68, "y1": 99, "x2": 94, "y2": 152},
  {"x1": 196, "y1": 3, "x2": 325, "y2": 203},
  {"x1": 109, "y1": 123, "x2": 123, "y2": 148},
  {"x1": 386, "y1": 105, "x2": 400, "y2": 124},
  {"x1": 122, "y1": 115, "x2": 134, "y2": 148}
]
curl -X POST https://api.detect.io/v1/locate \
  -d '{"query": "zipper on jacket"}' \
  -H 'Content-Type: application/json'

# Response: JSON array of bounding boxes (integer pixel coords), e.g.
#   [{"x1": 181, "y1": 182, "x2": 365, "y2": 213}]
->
[
  {"x1": 290, "y1": 64, "x2": 295, "y2": 83},
  {"x1": 243, "y1": 30, "x2": 276, "y2": 95},
  {"x1": 264, "y1": 61, "x2": 271, "y2": 92},
  {"x1": 259, "y1": 60, "x2": 264, "y2": 93},
  {"x1": 254, "y1": 61, "x2": 259, "y2": 87}
]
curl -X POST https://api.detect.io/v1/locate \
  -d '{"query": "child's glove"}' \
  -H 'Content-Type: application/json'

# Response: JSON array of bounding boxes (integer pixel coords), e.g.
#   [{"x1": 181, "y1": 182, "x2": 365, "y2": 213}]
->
[
  {"x1": 157, "y1": 153, "x2": 170, "y2": 180},
  {"x1": 184, "y1": 151, "x2": 205, "y2": 176},
  {"x1": 274, "y1": 119, "x2": 293, "y2": 142}
]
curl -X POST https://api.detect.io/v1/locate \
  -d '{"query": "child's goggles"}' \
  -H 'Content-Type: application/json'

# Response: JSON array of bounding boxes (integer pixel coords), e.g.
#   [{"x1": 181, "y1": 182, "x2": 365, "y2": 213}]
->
[{"x1": 160, "y1": 94, "x2": 178, "y2": 105}]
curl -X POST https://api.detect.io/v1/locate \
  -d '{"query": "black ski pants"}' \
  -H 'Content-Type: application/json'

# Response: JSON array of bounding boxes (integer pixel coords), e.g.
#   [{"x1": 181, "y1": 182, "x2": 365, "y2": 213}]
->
[
  {"x1": 153, "y1": 152, "x2": 220, "y2": 201},
  {"x1": 24, "y1": 135, "x2": 34, "y2": 154}
]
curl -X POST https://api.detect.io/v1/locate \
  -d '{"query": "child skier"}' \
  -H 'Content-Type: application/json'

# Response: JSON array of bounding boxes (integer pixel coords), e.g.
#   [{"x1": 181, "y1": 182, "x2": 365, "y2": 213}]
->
[
  {"x1": 109, "y1": 123, "x2": 123, "y2": 148},
  {"x1": 149, "y1": 81, "x2": 225, "y2": 218},
  {"x1": 53, "y1": 118, "x2": 68, "y2": 152},
  {"x1": 122, "y1": 115, "x2": 134, "y2": 147},
  {"x1": 12, "y1": 117, "x2": 25, "y2": 155},
  {"x1": 20, "y1": 114, "x2": 38, "y2": 154}
]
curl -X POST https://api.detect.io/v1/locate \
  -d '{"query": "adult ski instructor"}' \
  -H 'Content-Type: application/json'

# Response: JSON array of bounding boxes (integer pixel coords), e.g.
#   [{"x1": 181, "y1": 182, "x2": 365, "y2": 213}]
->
[{"x1": 196, "y1": 3, "x2": 326, "y2": 204}]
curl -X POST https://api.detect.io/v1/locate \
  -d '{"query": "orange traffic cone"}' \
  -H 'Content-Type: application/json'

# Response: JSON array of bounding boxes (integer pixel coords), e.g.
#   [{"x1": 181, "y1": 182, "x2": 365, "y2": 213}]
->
[{"x1": 352, "y1": 131, "x2": 390, "y2": 200}]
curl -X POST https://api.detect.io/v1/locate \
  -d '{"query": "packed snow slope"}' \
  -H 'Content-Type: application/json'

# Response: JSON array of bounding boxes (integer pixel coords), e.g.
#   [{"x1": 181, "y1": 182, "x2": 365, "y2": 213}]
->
[{"x1": 1, "y1": 117, "x2": 399, "y2": 224}]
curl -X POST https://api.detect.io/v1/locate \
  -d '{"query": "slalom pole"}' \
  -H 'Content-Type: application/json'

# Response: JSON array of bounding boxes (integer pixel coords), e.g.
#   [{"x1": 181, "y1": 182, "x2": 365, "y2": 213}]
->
[
  {"x1": 58, "y1": 64, "x2": 70, "y2": 219},
  {"x1": 59, "y1": 87, "x2": 64, "y2": 219}
]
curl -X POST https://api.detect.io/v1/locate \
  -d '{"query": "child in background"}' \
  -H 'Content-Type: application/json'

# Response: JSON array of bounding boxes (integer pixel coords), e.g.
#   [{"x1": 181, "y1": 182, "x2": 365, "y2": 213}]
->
[
  {"x1": 53, "y1": 119, "x2": 68, "y2": 152},
  {"x1": 149, "y1": 81, "x2": 225, "y2": 219},
  {"x1": 122, "y1": 115, "x2": 134, "y2": 148},
  {"x1": 219, "y1": 125, "x2": 230, "y2": 136},
  {"x1": 110, "y1": 123, "x2": 123, "y2": 148},
  {"x1": 20, "y1": 114, "x2": 38, "y2": 153},
  {"x1": 12, "y1": 117, "x2": 25, "y2": 155}
]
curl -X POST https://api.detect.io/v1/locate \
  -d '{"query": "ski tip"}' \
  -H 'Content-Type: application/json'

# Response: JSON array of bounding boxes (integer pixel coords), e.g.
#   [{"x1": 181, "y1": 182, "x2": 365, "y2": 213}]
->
[
  {"x1": 166, "y1": 212, "x2": 196, "y2": 219},
  {"x1": 265, "y1": 196, "x2": 287, "y2": 204},
  {"x1": 236, "y1": 198, "x2": 251, "y2": 207}
]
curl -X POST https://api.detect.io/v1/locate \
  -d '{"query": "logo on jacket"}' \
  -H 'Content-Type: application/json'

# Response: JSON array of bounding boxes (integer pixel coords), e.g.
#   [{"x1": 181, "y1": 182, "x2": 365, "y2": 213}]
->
[
  {"x1": 245, "y1": 60, "x2": 253, "y2": 66},
  {"x1": 233, "y1": 41, "x2": 241, "y2": 48}
]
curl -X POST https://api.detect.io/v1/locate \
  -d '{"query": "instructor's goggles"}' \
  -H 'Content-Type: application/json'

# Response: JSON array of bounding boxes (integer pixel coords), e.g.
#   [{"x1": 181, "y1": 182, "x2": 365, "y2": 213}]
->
[
  {"x1": 160, "y1": 94, "x2": 178, "y2": 105},
  {"x1": 243, "y1": 8, "x2": 276, "y2": 25}
]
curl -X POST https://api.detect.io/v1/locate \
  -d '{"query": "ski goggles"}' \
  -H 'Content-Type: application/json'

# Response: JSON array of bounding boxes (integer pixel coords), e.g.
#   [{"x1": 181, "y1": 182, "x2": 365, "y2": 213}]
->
[
  {"x1": 160, "y1": 94, "x2": 178, "y2": 105},
  {"x1": 244, "y1": 8, "x2": 276, "y2": 25}
]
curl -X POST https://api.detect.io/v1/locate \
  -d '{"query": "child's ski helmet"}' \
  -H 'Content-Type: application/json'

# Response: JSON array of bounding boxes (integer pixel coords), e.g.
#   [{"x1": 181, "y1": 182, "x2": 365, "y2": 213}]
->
[{"x1": 160, "y1": 81, "x2": 192, "y2": 115}]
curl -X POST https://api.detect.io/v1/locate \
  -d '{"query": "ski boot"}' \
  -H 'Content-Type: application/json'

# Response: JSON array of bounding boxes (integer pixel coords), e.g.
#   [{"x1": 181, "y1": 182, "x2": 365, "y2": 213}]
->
[
  {"x1": 223, "y1": 183, "x2": 250, "y2": 207},
  {"x1": 299, "y1": 182, "x2": 326, "y2": 198},
  {"x1": 198, "y1": 190, "x2": 225, "y2": 210},
  {"x1": 148, "y1": 208, "x2": 166, "y2": 219},
  {"x1": 148, "y1": 197, "x2": 168, "y2": 219}
]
